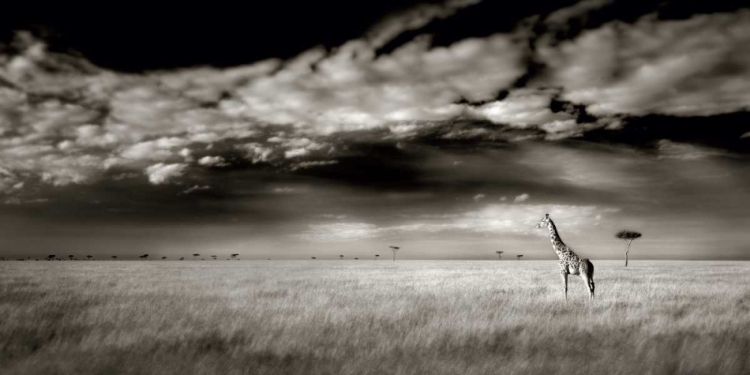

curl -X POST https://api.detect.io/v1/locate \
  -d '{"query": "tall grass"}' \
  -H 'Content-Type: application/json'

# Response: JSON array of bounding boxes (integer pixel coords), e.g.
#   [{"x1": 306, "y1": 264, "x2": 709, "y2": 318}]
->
[{"x1": 1, "y1": 260, "x2": 748, "y2": 374}]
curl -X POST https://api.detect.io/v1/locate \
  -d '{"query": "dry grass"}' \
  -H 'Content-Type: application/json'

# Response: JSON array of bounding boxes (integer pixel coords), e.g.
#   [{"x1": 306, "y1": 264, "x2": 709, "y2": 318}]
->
[{"x1": 1, "y1": 260, "x2": 749, "y2": 375}]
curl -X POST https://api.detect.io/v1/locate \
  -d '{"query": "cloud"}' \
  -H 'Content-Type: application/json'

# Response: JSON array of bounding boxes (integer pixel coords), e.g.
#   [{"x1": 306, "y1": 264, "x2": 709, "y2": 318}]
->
[
  {"x1": 302, "y1": 223, "x2": 380, "y2": 242},
  {"x1": 237, "y1": 143, "x2": 275, "y2": 164},
  {"x1": 290, "y1": 160, "x2": 339, "y2": 171},
  {"x1": 514, "y1": 193, "x2": 530, "y2": 203},
  {"x1": 0, "y1": 167, "x2": 22, "y2": 194},
  {"x1": 2, "y1": 4, "x2": 749, "y2": 195},
  {"x1": 544, "y1": 0, "x2": 612, "y2": 28},
  {"x1": 301, "y1": 203, "x2": 618, "y2": 242},
  {"x1": 470, "y1": 89, "x2": 574, "y2": 127},
  {"x1": 366, "y1": 0, "x2": 482, "y2": 48},
  {"x1": 539, "y1": 10, "x2": 750, "y2": 117},
  {"x1": 231, "y1": 33, "x2": 526, "y2": 134},
  {"x1": 198, "y1": 155, "x2": 229, "y2": 167},
  {"x1": 272, "y1": 187, "x2": 302, "y2": 194},
  {"x1": 656, "y1": 140, "x2": 729, "y2": 160},
  {"x1": 3, "y1": 197, "x2": 49, "y2": 205},
  {"x1": 182, "y1": 185, "x2": 210, "y2": 194},
  {"x1": 144, "y1": 163, "x2": 188, "y2": 185}
]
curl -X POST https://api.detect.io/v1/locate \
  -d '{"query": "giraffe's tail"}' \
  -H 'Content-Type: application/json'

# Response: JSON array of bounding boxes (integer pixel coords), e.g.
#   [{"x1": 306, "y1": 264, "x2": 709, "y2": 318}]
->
[{"x1": 586, "y1": 259, "x2": 595, "y2": 298}]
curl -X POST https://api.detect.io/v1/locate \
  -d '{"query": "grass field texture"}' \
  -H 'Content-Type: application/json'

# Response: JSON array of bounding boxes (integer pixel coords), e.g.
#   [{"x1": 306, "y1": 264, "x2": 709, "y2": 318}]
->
[{"x1": 1, "y1": 260, "x2": 749, "y2": 375}]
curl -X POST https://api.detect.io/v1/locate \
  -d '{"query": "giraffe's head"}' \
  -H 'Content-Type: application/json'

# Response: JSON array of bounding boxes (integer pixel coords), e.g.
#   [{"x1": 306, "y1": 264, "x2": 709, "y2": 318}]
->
[{"x1": 536, "y1": 213, "x2": 550, "y2": 229}]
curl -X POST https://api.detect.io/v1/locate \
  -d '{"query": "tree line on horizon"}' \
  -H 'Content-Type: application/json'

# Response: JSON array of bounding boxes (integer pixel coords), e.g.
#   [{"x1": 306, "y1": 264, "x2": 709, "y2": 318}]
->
[{"x1": 3, "y1": 232, "x2": 642, "y2": 263}]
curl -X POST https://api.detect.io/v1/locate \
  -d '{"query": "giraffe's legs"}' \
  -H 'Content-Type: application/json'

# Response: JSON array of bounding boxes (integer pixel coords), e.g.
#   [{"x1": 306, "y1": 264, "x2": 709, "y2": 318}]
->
[
  {"x1": 560, "y1": 271, "x2": 568, "y2": 300},
  {"x1": 580, "y1": 273, "x2": 593, "y2": 299},
  {"x1": 580, "y1": 259, "x2": 595, "y2": 299}
]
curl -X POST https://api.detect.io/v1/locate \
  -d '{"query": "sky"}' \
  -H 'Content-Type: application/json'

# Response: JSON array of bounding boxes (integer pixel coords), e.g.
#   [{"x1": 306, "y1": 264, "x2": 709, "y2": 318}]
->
[{"x1": 0, "y1": 0, "x2": 749, "y2": 260}]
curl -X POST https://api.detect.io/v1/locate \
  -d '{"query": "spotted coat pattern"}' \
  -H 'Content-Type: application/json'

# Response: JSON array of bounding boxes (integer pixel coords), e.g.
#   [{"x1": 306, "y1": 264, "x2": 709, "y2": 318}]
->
[{"x1": 538, "y1": 214, "x2": 595, "y2": 299}]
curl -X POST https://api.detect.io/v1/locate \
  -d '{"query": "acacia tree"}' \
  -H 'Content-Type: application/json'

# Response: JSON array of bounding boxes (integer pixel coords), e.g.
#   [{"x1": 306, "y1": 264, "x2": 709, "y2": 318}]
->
[
  {"x1": 616, "y1": 230, "x2": 642, "y2": 267},
  {"x1": 339, "y1": 255, "x2": 344, "y2": 260},
  {"x1": 311, "y1": 257, "x2": 316, "y2": 260},
  {"x1": 86, "y1": 255, "x2": 93, "y2": 261},
  {"x1": 111, "y1": 256, "x2": 117, "y2": 260},
  {"x1": 495, "y1": 251, "x2": 504, "y2": 260},
  {"x1": 389, "y1": 246, "x2": 400, "y2": 262},
  {"x1": 47, "y1": 255, "x2": 56, "y2": 261},
  {"x1": 230, "y1": 254, "x2": 239, "y2": 260},
  {"x1": 68, "y1": 255, "x2": 74, "y2": 261},
  {"x1": 517, "y1": 255, "x2": 523, "y2": 260},
  {"x1": 162, "y1": 257, "x2": 167, "y2": 260},
  {"x1": 375, "y1": 254, "x2": 379, "y2": 260},
  {"x1": 179, "y1": 257, "x2": 185, "y2": 260},
  {"x1": 211, "y1": 255, "x2": 217, "y2": 260},
  {"x1": 139, "y1": 254, "x2": 149, "y2": 260},
  {"x1": 192, "y1": 253, "x2": 200, "y2": 260}
]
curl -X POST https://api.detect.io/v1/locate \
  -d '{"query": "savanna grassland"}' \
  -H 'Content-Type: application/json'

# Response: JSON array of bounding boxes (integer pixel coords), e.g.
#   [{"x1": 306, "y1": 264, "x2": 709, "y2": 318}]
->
[{"x1": 1, "y1": 260, "x2": 749, "y2": 375}]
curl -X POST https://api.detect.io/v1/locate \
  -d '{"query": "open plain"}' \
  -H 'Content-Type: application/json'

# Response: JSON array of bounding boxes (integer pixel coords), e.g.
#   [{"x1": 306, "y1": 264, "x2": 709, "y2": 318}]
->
[{"x1": 1, "y1": 260, "x2": 749, "y2": 375}]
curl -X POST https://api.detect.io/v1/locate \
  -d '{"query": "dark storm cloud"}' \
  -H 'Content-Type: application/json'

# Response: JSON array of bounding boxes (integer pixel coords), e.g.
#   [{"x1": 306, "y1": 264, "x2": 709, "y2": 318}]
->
[{"x1": 2, "y1": 1, "x2": 750, "y2": 195}]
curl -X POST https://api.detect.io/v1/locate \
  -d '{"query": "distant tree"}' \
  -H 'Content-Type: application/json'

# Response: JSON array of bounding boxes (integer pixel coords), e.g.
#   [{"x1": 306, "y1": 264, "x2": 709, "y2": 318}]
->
[
  {"x1": 86, "y1": 255, "x2": 93, "y2": 260},
  {"x1": 230, "y1": 254, "x2": 239, "y2": 260},
  {"x1": 616, "y1": 230, "x2": 642, "y2": 267},
  {"x1": 517, "y1": 255, "x2": 523, "y2": 260},
  {"x1": 161, "y1": 257, "x2": 167, "y2": 260},
  {"x1": 339, "y1": 255, "x2": 344, "y2": 260},
  {"x1": 111, "y1": 256, "x2": 117, "y2": 260},
  {"x1": 495, "y1": 251, "x2": 504, "y2": 260},
  {"x1": 354, "y1": 258, "x2": 359, "y2": 260},
  {"x1": 389, "y1": 246, "x2": 400, "y2": 262},
  {"x1": 375, "y1": 254, "x2": 380, "y2": 260},
  {"x1": 211, "y1": 255, "x2": 217, "y2": 260},
  {"x1": 47, "y1": 255, "x2": 55, "y2": 261},
  {"x1": 311, "y1": 257, "x2": 316, "y2": 260},
  {"x1": 179, "y1": 257, "x2": 184, "y2": 260},
  {"x1": 139, "y1": 254, "x2": 149, "y2": 260},
  {"x1": 68, "y1": 255, "x2": 74, "y2": 261},
  {"x1": 192, "y1": 253, "x2": 200, "y2": 260}
]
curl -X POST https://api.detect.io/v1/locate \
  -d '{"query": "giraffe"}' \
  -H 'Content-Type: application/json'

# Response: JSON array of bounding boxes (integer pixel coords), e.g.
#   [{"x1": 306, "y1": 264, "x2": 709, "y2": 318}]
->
[{"x1": 536, "y1": 214, "x2": 595, "y2": 299}]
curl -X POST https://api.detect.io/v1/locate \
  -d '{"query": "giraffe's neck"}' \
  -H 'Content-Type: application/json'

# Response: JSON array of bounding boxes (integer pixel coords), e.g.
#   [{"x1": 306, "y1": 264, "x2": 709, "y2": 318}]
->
[{"x1": 546, "y1": 220, "x2": 567, "y2": 259}]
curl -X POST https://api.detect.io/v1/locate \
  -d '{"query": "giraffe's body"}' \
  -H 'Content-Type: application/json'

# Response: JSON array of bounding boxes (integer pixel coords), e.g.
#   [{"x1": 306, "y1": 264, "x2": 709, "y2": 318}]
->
[{"x1": 537, "y1": 214, "x2": 595, "y2": 299}]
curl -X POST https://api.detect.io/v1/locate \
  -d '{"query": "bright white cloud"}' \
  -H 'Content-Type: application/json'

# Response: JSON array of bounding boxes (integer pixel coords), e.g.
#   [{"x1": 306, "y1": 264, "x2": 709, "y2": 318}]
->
[
  {"x1": 471, "y1": 89, "x2": 573, "y2": 127},
  {"x1": 514, "y1": 193, "x2": 530, "y2": 203},
  {"x1": 198, "y1": 155, "x2": 228, "y2": 167},
  {"x1": 232, "y1": 33, "x2": 526, "y2": 134},
  {"x1": 302, "y1": 204, "x2": 618, "y2": 242},
  {"x1": 144, "y1": 163, "x2": 187, "y2": 185},
  {"x1": 539, "y1": 10, "x2": 750, "y2": 116},
  {"x1": 302, "y1": 223, "x2": 381, "y2": 242}
]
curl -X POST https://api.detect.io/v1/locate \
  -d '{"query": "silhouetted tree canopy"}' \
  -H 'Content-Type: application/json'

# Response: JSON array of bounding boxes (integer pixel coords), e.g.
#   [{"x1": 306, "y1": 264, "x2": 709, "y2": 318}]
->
[
  {"x1": 616, "y1": 230, "x2": 642, "y2": 267},
  {"x1": 616, "y1": 231, "x2": 642, "y2": 241}
]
